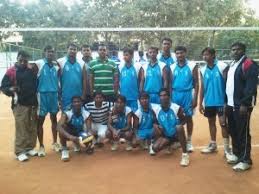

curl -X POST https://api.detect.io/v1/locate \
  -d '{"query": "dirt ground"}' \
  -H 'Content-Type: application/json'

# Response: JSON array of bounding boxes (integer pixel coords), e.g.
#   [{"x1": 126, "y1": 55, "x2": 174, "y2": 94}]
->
[{"x1": 0, "y1": 94, "x2": 259, "y2": 194}]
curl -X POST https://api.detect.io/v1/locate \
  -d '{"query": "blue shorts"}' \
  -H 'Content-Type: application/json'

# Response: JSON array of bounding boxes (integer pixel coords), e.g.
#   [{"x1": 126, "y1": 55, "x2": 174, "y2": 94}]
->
[
  {"x1": 137, "y1": 128, "x2": 154, "y2": 140},
  {"x1": 38, "y1": 92, "x2": 59, "y2": 116},
  {"x1": 126, "y1": 100, "x2": 138, "y2": 112},
  {"x1": 172, "y1": 90, "x2": 193, "y2": 116},
  {"x1": 149, "y1": 93, "x2": 160, "y2": 104}
]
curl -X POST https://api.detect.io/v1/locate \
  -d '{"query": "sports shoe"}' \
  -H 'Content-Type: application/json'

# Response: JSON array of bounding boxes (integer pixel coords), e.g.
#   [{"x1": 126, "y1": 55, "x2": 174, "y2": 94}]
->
[
  {"x1": 111, "y1": 141, "x2": 118, "y2": 151},
  {"x1": 226, "y1": 152, "x2": 238, "y2": 164},
  {"x1": 26, "y1": 149, "x2": 38, "y2": 157},
  {"x1": 180, "y1": 153, "x2": 190, "y2": 167},
  {"x1": 140, "y1": 140, "x2": 149, "y2": 150},
  {"x1": 38, "y1": 146, "x2": 46, "y2": 157},
  {"x1": 52, "y1": 143, "x2": 61, "y2": 152},
  {"x1": 61, "y1": 149, "x2": 70, "y2": 161},
  {"x1": 16, "y1": 153, "x2": 29, "y2": 162},
  {"x1": 186, "y1": 141, "x2": 194, "y2": 152},
  {"x1": 119, "y1": 138, "x2": 126, "y2": 144},
  {"x1": 149, "y1": 144, "x2": 156, "y2": 156},
  {"x1": 233, "y1": 162, "x2": 251, "y2": 172},
  {"x1": 73, "y1": 143, "x2": 81, "y2": 152},
  {"x1": 171, "y1": 142, "x2": 181, "y2": 150},
  {"x1": 201, "y1": 143, "x2": 217, "y2": 154},
  {"x1": 125, "y1": 142, "x2": 133, "y2": 151}
]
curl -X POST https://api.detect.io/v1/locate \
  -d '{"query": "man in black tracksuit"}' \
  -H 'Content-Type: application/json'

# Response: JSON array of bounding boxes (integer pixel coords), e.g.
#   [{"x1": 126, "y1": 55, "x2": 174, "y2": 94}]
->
[{"x1": 225, "y1": 42, "x2": 258, "y2": 171}]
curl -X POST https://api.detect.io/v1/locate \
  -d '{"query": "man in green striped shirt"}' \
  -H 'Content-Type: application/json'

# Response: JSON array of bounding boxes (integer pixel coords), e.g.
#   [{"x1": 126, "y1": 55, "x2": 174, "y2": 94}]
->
[{"x1": 89, "y1": 44, "x2": 119, "y2": 103}]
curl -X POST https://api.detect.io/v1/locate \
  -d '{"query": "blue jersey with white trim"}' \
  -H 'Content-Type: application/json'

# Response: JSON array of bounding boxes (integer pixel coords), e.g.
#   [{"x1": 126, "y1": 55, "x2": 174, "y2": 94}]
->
[
  {"x1": 36, "y1": 59, "x2": 59, "y2": 92},
  {"x1": 200, "y1": 60, "x2": 227, "y2": 107},
  {"x1": 135, "y1": 106, "x2": 154, "y2": 131}
]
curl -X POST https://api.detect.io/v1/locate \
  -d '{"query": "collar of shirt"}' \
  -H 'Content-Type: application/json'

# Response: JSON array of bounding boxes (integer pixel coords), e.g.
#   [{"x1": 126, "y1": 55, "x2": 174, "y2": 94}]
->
[
  {"x1": 97, "y1": 57, "x2": 109, "y2": 63},
  {"x1": 161, "y1": 51, "x2": 171, "y2": 59},
  {"x1": 82, "y1": 56, "x2": 92, "y2": 63},
  {"x1": 44, "y1": 58, "x2": 54, "y2": 67},
  {"x1": 230, "y1": 55, "x2": 246, "y2": 67},
  {"x1": 207, "y1": 59, "x2": 218, "y2": 69},
  {"x1": 66, "y1": 56, "x2": 77, "y2": 64},
  {"x1": 176, "y1": 59, "x2": 188, "y2": 67},
  {"x1": 149, "y1": 60, "x2": 158, "y2": 67},
  {"x1": 124, "y1": 61, "x2": 133, "y2": 68}
]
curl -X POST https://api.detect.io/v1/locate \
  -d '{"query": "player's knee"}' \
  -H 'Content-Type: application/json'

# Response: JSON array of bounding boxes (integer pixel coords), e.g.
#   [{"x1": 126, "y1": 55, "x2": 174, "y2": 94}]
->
[
  {"x1": 176, "y1": 125, "x2": 184, "y2": 134},
  {"x1": 105, "y1": 130, "x2": 112, "y2": 139}
]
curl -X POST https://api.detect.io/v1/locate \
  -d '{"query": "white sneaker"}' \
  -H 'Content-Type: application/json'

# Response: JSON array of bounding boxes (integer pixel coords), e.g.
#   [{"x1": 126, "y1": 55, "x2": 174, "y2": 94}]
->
[
  {"x1": 201, "y1": 143, "x2": 217, "y2": 154},
  {"x1": 61, "y1": 149, "x2": 70, "y2": 161},
  {"x1": 233, "y1": 162, "x2": 251, "y2": 172},
  {"x1": 26, "y1": 149, "x2": 38, "y2": 157},
  {"x1": 119, "y1": 138, "x2": 126, "y2": 144},
  {"x1": 52, "y1": 143, "x2": 61, "y2": 152},
  {"x1": 125, "y1": 142, "x2": 133, "y2": 151},
  {"x1": 149, "y1": 144, "x2": 156, "y2": 156},
  {"x1": 16, "y1": 153, "x2": 29, "y2": 162},
  {"x1": 186, "y1": 141, "x2": 194, "y2": 152},
  {"x1": 38, "y1": 146, "x2": 46, "y2": 157},
  {"x1": 226, "y1": 153, "x2": 238, "y2": 164},
  {"x1": 111, "y1": 141, "x2": 118, "y2": 151},
  {"x1": 73, "y1": 143, "x2": 81, "y2": 152},
  {"x1": 171, "y1": 142, "x2": 181, "y2": 150},
  {"x1": 180, "y1": 153, "x2": 190, "y2": 167}
]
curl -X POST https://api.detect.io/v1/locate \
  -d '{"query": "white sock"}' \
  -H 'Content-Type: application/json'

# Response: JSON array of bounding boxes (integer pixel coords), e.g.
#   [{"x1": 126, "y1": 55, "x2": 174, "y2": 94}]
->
[
  {"x1": 210, "y1": 140, "x2": 216, "y2": 144},
  {"x1": 187, "y1": 136, "x2": 192, "y2": 142}
]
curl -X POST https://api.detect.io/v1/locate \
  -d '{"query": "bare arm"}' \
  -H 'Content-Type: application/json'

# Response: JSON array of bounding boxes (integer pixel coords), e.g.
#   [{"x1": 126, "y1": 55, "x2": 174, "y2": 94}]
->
[
  {"x1": 199, "y1": 72, "x2": 204, "y2": 114},
  {"x1": 192, "y1": 65, "x2": 199, "y2": 108},
  {"x1": 82, "y1": 65, "x2": 87, "y2": 101},
  {"x1": 162, "y1": 67, "x2": 168, "y2": 89},
  {"x1": 120, "y1": 112, "x2": 132, "y2": 131},
  {"x1": 139, "y1": 68, "x2": 145, "y2": 92}
]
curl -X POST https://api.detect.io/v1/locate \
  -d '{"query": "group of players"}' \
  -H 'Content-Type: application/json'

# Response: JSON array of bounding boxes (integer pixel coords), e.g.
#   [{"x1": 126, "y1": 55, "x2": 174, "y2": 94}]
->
[{"x1": 1, "y1": 37, "x2": 258, "y2": 172}]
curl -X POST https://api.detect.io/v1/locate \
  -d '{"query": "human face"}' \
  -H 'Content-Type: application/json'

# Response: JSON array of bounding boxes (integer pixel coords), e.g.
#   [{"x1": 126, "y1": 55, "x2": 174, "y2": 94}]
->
[
  {"x1": 162, "y1": 40, "x2": 172, "y2": 53},
  {"x1": 202, "y1": 51, "x2": 215, "y2": 64},
  {"x1": 45, "y1": 49, "x2": 55, "y2": 62},
  {"x1": 81, "y1": 47, "x2": 92, "y2": 58},
  {"x1": 140, "y1": 96, "x2": 149, "y2": 110},
  {"x1": 175, "y1": 50, "x2": 186, "y2": 63},
  {"x1": 94, "y1": 94, "x2": 104, "y2": 106},
  {"x1": 67, "y1": 46, "x2": 77, "y2": 58},
  {"x1": 160, "y1": 91, "x2": 170, "y2": 108},
  {"x1": 17, "y1": 55, "x2": 28, "y2": 68},
  {"x1": 72, "y1": 98, "x2": 82, "y2": 113},
  {"x1": 98, "y1": 46, "x2": 107, "y2": 59},
  {"x1": 231, "y1": 45, "x2": 245, "y2": 61},
  {"x1": 148, "y1": 49, "x2": 158, "y2": 61},
  {"x1": 123, "y1": 52, "x2": 133, "y2": 63},
  {"x1": 115, "y1": 98, "x2": 125, "y2": 113}
]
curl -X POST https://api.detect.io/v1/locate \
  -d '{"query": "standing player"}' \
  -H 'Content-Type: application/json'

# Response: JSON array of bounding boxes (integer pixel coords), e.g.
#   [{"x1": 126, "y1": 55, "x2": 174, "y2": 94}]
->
[
  {"x1": 199, "y1": 47, "x2": 230, "y2": 155},
  {"x1": 133, "y1": 92, "x2": 157, "y2": 153},
  {"x1": 78, "y1": 44, "x2": 93, "y2": 103},
  {"x1": 57, "y1": 43, "x2": 86, "y2": 111},
  {"x1": 151, "y1": 89, "x2": 189, "y2": 166},
  {"x1": 158, "y1": 37, "x2": 175, "y2": 68},
  {"x1": 137, "y1": 51, "x2": 147, "y2": 65},
  {"x1": 89, "y1": 44, "x2": 119, "y2": 105},
  {"x1": 106, "y1": 95, "x2": 133, "y2": 151},
  {"x1": 169, "y1": 46, "x2": 199, "y2": 152},
  {"x1": 35, "y1": 45, "x2": 61, "y2": 156},
  {"x1": 85, "y1": 91, "x2": 109, "y2": 147},
  {"x1": 118, "y1": 47, "x2": 141, "y2": 112},
  {"x1": 139, "y1": 46, "x2": 167, "y2": 104},
  {"x1": 57, "y1": 96, "x2": 94, "y2": 161},
  {"x1": 225, "y1": 42, "x2": 258, "y2": 171}
]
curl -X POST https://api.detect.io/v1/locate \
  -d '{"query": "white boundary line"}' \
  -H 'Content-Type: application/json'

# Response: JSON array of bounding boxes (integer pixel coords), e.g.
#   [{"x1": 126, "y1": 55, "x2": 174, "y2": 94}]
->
[{"x1": 1, "y1": 27, "x2": 259, "y2": 32}]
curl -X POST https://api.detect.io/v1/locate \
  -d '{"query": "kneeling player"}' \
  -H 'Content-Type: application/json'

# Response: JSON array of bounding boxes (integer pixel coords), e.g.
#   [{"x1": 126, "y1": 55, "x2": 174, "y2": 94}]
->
[
  {"x1": 152, "y1": 89, "x2": 190, "y2": 167},
  {"x1": 133, "y1": 92, "x2": 157, "y2": 153},
  {"x1": 106, "y1": 95, "x2": 133, "y2": 151},
  {"x1": 58, "y1": 96, "x2": 94, "y2": 161}
]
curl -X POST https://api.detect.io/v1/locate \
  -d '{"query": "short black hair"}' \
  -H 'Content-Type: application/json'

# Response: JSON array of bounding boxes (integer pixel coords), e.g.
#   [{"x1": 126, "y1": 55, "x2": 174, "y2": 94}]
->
[
  {"x1": 94, "y1": 91, "x2": 105, "y2": 98},
  {"x1": 123, "y1": 47, "x2": 134, "y2": 55},
  {"x1": 17, "y1": 50, "x2": 30, "y2": 58},
  {"x1": 175, "y1": 46, "x2": 187, "y2": 53},
  {"x1": 162, "y1": 37, "x2": 172, "y2": 44},
  {"x1": 231, "y1": 42, "x2": 246, "y2": 52},
  {"x1": 116, "y1": 94, "x2": 126, "y2": 103},
  {"x1": 67, "y1": 43, "x2": 77, "y2": 49},
  {"x1": 81, "y1": 44, "x2": 91, "y2": 50},
  {"x1": 98, "y1": 43, "x2": 106, "y2": 48},
  {"x1": 139, "y1": 92, "x2": 150, "y2": 100},
  {"x1": 71, "y1": 96, "x2": 82, "y2": 102},
  {"x1": 44, "y1": 45, "x2": 54, "y2": 52},
  {"x1": 201, "y1": 47, "x2": 216, "y2": 56},
  {"x1": 159, "y1": 88, "x2": 170, "y2": 97},
  {"x1": 148, "y1": 46, "x2": 159, "y2": 53}
]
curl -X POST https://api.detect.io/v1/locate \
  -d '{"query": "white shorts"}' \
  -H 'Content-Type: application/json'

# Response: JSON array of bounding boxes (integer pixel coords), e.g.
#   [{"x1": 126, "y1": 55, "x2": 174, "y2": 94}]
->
[{"x1": 91, "y1": 123, "x2": 107, "y2": 139}]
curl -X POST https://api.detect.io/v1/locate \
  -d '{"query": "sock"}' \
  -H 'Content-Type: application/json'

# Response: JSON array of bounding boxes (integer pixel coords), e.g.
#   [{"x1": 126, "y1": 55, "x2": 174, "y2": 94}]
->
[
  {"x1": 187, "y1": 135, "x2": 192, "y2": 142},
  {"x1": 210, "y1": 140, "x2": 216, "y2": 144},
  {"x1": 223, "y1": 138, "x2": 230, "y2": 152}
]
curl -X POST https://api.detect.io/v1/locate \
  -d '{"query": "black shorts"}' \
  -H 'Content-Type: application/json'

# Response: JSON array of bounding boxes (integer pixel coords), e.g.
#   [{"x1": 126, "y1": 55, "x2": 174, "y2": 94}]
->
[{"x1": 204, "y1": 106, "x2": 224, "y2": 118}]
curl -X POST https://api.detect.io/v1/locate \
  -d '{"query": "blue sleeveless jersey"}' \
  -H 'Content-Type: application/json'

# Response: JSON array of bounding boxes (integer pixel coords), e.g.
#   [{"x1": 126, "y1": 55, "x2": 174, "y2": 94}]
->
[
  {"x1": 36, "y1": 59, "x2": 59, "y2": 92},
  {"x1": 200, "y1": 60, "x2": 227, "y2": 107},
  {"x1": 58, "y1": 57, "x2": 84, "y2": 110}
]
